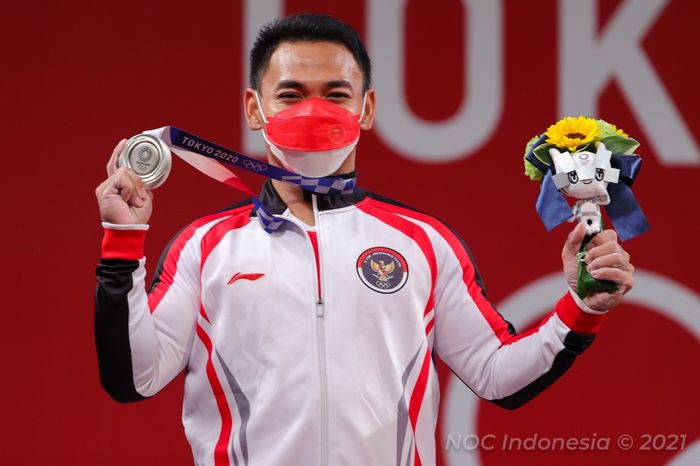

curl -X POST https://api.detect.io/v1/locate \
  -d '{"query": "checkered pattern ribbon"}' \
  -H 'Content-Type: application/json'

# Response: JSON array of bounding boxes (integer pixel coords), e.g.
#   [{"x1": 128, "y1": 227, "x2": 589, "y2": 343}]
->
[
  {"x1": 280, "y1": 175, "x2": 355, "y2": 195},
  {"x1": 142, "y1": 126, "x2": 356, "y2": 233}
]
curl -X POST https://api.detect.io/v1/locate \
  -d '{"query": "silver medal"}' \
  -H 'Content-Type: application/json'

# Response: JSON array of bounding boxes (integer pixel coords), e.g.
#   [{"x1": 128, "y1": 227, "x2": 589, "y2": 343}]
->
[{"x1": 118, "y1": 134, "x2": 172, "y2": 189}]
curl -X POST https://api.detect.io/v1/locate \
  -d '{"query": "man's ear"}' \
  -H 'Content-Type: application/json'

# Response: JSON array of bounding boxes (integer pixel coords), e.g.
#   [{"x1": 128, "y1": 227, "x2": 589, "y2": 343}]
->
[
  {"x1": 359, "y1": 89, "x2": 376, "y2": 131},
  {"x1": 244, "y1": 88, "x2": 264, "y2": 131}
]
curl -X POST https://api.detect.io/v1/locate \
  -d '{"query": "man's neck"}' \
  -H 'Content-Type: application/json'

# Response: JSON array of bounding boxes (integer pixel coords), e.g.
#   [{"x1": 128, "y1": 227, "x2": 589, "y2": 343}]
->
[
  {"x1": 266, "y1": 151, "x2": 357, "y2": 227},
  {"x1": 271, "y1": 179, "x2": 316, "y2": 226}
]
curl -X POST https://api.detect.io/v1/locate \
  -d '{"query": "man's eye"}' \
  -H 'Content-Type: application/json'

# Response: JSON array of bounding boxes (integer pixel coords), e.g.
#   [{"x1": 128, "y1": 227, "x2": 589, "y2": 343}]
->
[
  {"x1": 276, "y1": 93, "x2": 302, "y2": 101},
  {"x1": 327, "y1": 92, "x2": 351, "y2": 100}
]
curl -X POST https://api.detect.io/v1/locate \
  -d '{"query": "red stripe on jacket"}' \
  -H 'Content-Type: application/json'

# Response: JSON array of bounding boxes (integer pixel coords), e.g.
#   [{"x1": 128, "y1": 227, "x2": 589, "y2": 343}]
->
[
  {"x1": 367, "y1": 199, "x2": 518, "y2": 343},
  {"x1": 196, "y1": 211, "x2": 253, "y2": 322},
  {"x1": 148, "y1": 205, "x2": 251, "y2": 314},
  {"x1": 357, "y1": 200, "x2": 438, "y2": 466},
  {"x1": 196, "y1": 320, "x2": 233, "y2": 466},
  {"x1": 366, "y1": 198, "x2": 605, "y2": 338},
  {"x1": 358, "y1": 201, "x2": 437, "y2": 319}
]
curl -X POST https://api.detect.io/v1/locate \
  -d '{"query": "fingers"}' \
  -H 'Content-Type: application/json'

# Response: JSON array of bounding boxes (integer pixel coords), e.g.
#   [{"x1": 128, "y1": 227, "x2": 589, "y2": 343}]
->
[
  {"x1": 587, "y1": 251, "x2": 634, "y2": 273},
  {"x1": 584, "y1": 236, "x2": 630, "y2": 265},
  {"x1": 587, "y1": 229, "x2": 617, "y2": 248},
  {"x1": 106, "y1": 139, "x2": 127, "y2": 176},
  {"x1": 96, "y1": 166, "x2": 148, "y2": 208},
  {"x1": 116, "y1": 169, "x2": 148, "y2": 207},
  {"x1": 583, "y1": 229, "x2": 635, "y2": 295},
  {"x1": 562, "y1": 222, "x2": 586, "y2": 258},
  {"x1": 588, "y1": 266, "x2": 635, "y2": 292}
]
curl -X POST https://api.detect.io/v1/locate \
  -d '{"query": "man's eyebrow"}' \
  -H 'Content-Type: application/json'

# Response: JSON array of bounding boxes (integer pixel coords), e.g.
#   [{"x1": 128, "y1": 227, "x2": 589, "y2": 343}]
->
[
  {"x1": 323, "y1": 80, "x2": 354, "y2": 91},
  {"x1": 273, "y1": 79, "x2": 355, "y2": 91},
  {"x1": 274, "y1": 80, "x2": 307, "y2": 91}
]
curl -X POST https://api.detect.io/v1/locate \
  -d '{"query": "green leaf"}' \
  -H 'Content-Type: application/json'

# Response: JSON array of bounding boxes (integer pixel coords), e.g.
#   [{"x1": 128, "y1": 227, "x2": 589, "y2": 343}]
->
[
  {"x1": 600, "y1": 135, "x2": 640, "y2": 155},
  {"x1": 596, "y1": 119, "x2": 618, "y2": 138},
  {"x1": 524, "y1": 159, "x2": 544, "y2": 181},
  {"x1": 532, "y1": 144, "x2": 554, "y2": 167},
  {"x1": 524, "y1": 134, "x2": 542, "y2": 156}
]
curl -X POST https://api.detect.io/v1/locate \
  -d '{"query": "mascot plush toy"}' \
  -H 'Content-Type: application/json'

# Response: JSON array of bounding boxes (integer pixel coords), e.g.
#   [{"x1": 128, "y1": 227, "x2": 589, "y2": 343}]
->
[{"x1": 524, "y1": 116, "x2": 649, "y2": 298}]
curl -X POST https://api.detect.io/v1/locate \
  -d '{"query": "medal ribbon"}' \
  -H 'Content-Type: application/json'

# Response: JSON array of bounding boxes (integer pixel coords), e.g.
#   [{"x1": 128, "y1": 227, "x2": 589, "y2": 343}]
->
[{"x1": 142, "y1": 126, "x2": 356, "y2": 233}]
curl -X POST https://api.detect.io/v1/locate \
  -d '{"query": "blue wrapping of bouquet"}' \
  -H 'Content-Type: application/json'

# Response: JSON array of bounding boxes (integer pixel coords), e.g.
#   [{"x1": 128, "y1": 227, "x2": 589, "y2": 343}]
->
[{"x1": 527, "y1": 148, "x2": 650, "y2": 241}]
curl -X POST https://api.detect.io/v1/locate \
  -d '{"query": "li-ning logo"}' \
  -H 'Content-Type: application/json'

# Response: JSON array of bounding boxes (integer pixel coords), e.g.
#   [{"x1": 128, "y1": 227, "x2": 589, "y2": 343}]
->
[
  {"x1": 356, "y1": 247, "x2": 409, "y2": 294},
  {"x1": 227, "y1": 272, "x2": 265, "y2": 285}
]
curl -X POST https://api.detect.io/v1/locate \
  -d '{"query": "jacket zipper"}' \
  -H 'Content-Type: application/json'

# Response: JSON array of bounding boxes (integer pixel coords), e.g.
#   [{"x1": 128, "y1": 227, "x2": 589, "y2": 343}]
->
[{"x1": 311, "y1": 194, "x2": 329, "y2": 466}]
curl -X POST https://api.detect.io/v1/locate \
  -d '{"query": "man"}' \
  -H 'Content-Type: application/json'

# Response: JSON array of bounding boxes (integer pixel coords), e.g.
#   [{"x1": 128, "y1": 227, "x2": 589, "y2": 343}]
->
[{"x1": 94, "y1": 14, "x2": 634, "y2": 466}]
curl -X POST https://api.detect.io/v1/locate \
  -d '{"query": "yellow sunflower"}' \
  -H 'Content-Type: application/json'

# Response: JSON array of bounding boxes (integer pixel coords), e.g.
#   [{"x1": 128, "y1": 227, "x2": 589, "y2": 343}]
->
[{"x1": 545, "y1": 116, "x2": 599, "y2": 152}]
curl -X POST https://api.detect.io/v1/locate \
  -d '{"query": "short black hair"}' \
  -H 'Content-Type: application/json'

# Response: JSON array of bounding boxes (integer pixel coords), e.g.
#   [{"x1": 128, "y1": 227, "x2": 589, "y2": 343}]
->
[{"x1": 249, "y1": 13, "x2": 372, "y2": 92}]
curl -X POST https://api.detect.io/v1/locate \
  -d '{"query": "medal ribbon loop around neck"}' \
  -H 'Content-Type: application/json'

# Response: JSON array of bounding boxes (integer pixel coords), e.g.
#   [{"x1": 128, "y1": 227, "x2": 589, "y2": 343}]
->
[{"x1": 142, "y1": 126, "x2": 357, "y2": 233}]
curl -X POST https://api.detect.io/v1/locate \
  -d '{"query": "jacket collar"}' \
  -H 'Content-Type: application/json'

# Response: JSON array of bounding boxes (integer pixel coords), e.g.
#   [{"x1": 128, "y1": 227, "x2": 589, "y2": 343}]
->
[{"x1": 257, "y1": 172, "x2": 368, "y2": 215}]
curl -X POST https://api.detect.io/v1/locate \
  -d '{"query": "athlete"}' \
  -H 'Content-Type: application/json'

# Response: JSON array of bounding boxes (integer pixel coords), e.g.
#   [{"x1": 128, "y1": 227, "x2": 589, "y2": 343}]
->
[{"x1": 94, "y1": 14, "x2": 634, "y2": 466}]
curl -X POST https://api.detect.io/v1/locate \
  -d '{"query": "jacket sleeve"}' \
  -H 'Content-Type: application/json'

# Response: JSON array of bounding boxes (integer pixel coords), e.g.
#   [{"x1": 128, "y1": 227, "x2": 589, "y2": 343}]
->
[
  {"x1": 94, "y1": 224, "x2": 202, "y2": 403},
  {"x1": 431, "y1": 225, "x2": 607, "y2": 409}
]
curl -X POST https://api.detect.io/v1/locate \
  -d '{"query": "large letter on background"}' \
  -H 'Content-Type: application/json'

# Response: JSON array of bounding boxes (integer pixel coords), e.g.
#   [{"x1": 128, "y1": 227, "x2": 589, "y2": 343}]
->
[
  {"x1": 560, "y1": 0, "x2": 699, "y2": 165},
  {"x1": 243, "y1": 0, "x2": 282, "y2": 157},
  {"x1": 368, "y1": 0, "x2": 503, "y2": 163}
]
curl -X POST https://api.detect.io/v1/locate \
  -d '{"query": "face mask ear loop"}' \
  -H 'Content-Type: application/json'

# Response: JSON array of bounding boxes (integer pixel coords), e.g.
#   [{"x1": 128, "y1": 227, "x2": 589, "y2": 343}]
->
[
  {"x1": 254, "y1": 91, "x2": 269, "y2": 124},
  {"x1": 357, "y1": 92, "x2": 368, "y2": 124}
]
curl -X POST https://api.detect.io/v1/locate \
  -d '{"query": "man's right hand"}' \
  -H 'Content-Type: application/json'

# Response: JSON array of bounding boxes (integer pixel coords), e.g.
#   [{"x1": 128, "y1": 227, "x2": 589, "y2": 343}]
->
[{"x1": 95, "y1": 139, "x2": 153, "y2": 225}]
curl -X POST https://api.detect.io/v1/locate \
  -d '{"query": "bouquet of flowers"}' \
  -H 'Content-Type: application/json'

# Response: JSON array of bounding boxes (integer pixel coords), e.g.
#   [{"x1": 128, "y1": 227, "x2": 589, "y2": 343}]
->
[{"x1": 524, "y1": 116, "x2": 649, "y2": 298}]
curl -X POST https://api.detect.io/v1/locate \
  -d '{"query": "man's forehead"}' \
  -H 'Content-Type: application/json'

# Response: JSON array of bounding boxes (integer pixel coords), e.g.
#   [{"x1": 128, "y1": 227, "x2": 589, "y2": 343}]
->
[{"x1": 262, "y1": 41, "x2": 363, "y2": 89}]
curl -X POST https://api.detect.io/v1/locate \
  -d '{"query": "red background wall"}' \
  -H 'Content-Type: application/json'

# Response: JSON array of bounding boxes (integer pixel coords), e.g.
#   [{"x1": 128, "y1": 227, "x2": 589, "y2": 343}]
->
[{"x1": 1, "y1": 1, "x2": 697, "y2": 464}]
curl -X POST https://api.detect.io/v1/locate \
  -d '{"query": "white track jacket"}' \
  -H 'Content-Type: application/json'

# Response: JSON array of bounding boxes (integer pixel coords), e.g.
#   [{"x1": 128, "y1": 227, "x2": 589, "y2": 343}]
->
[{"x1": 95, "y1": 181, "x2": 607, "y2": 466}]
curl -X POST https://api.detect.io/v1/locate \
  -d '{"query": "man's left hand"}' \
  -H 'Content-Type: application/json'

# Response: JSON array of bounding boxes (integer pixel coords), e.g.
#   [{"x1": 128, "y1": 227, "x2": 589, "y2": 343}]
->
[{"x1": 562, "y1": 223, "x2": 635, "y2": 312}]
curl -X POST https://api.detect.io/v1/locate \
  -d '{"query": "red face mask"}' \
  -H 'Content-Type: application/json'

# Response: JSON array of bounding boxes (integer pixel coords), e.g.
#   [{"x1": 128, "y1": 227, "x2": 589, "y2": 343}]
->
[
  {"x1": 256, "y1": 93, "x2": 366, "y2": 177},
  {"x1": 260, "y1": 96, "x2": 362, "y2": 151}
]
